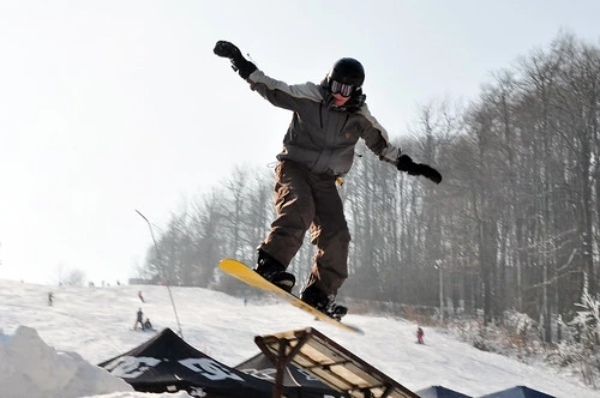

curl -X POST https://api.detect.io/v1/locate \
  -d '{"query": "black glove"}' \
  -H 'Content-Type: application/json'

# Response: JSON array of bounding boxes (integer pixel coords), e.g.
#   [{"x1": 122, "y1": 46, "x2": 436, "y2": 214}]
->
[
  {"x1": 396, "y1": 154, "x2": 442, "y2": 184},
  {"x1": 213, "y1": 40, "x2": 257, "y2": 79},
  {"x1": 213, "y1": 40, "x2": 242, "y2": 60}
]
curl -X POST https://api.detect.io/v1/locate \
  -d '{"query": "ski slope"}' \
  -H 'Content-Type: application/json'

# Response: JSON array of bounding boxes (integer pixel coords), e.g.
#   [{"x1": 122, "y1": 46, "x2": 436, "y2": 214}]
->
[{"x1": 0, "y1": 279, "x2": 595, "y2": 398}]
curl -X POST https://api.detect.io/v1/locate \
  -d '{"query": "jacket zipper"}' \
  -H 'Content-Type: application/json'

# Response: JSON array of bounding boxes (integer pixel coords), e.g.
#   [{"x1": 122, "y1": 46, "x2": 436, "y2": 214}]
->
[{"x1": 339, "y1": 114, "x2": 349, "y2": 134}]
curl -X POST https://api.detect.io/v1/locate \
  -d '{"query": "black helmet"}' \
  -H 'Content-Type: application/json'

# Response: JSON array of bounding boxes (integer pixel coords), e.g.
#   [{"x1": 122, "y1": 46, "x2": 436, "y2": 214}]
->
[{"x1": 329, "y1": 57, "x2": 365, "y2": 88}]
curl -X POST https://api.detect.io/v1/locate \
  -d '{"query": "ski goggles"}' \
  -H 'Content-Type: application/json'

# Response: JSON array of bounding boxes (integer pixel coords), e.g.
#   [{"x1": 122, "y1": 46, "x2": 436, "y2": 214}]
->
[{"x1": 330, "y1": 80, "x2": 356, "y2": 97}]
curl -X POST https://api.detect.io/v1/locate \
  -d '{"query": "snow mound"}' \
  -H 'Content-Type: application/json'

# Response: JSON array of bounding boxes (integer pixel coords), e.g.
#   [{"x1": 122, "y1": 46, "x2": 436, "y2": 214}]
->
[{"x1": 0, "y1": 326, "x2": 133, "y2": 398}]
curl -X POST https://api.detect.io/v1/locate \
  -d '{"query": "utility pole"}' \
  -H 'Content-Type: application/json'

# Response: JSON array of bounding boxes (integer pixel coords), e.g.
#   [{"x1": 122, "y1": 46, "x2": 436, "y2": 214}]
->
[{"x1": 435, "y1": 259, "x2": 443, "y2": 323}]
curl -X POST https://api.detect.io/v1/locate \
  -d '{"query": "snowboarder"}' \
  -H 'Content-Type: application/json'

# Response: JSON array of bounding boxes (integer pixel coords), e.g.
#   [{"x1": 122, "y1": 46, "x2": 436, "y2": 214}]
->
[
  {"x1": 214, "y1": 41, "x2": 442, "y2": 319},
  {"x1": 417, "y1": 327, "x2": 425, "y2": 344},
  {"x1": 133, "y1": 308, "x2": 145, "y2": 331}
]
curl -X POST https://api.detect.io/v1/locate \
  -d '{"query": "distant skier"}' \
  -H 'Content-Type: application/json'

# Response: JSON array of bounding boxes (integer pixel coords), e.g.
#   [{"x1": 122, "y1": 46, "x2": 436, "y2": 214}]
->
[
  {"x1": 48, "y1": 292, "x2": 54, "y2": 306},
  {"x1": 214, "y1": 40, "x2": 442, "y2": 320},
  {"x1": 133, "y1": 308, "x2": 145, "y2": 331},
  {"x1": 138, "y1": 290, "x2": 145, "y2": 303},
  {"x1": 417, "y1": 327, "x2": 425, "y2": 344}
]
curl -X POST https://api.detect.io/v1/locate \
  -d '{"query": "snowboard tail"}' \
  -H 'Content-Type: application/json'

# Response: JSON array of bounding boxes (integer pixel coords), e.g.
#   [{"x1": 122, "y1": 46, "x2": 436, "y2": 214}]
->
[{"x1": 219, "y1": 258, "x2": 363, "y2": 334}]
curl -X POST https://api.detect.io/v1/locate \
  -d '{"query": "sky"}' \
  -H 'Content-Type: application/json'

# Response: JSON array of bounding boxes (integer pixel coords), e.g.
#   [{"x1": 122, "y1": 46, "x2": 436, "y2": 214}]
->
[
  {"x1": 0, "y1": 278, "x2": 598, "y2": 397},
  {"x1": 1, "y1": 1, "x2": 600, "y2": 284}
]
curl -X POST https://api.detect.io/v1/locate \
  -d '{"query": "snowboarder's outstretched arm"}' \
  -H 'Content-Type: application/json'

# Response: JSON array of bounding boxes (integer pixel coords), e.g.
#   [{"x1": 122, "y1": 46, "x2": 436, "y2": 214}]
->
[
  {"x1": 358, "y1": 105, "x2": 442, "y2": 184},
  {"x1": 214, "y1": 40, "x2": 324, "y2": 111}
]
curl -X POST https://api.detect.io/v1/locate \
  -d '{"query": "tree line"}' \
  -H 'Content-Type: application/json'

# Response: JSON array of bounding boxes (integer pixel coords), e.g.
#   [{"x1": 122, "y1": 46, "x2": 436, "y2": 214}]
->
[{"x1": 140, "y1": 33, "x2": 599, "y2": 345}]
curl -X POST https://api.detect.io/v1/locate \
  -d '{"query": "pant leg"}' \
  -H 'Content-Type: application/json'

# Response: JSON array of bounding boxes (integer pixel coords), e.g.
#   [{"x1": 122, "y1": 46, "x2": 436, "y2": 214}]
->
[
  {"x1": 306, "y1": 174, "x2": 350, "y2": 296},
  {"x1": 259, "y1": 161, "x2": 315, "y2": 267}
]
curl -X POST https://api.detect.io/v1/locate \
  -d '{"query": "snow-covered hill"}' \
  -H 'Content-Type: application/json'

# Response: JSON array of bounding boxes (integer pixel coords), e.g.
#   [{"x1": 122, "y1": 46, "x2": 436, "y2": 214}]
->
[{"x1": 0, "y1": 279, "x2": 595, "y2": 397}]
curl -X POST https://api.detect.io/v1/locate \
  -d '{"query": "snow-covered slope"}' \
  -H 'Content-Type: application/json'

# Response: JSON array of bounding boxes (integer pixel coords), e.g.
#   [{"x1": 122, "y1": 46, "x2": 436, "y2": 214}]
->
[{"x1": 0, "y1": 279, "x2": 595, "y2": 397}]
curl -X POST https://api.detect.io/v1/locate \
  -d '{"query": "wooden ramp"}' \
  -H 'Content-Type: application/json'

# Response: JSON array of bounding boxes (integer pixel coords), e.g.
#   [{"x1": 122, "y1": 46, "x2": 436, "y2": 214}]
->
[{"x1": 254, "y1": 327, "x2": 418, "y2": 398}]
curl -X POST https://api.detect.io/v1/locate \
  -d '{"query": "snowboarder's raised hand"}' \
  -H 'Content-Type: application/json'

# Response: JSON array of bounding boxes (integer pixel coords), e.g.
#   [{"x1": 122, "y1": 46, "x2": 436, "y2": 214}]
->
[
  {"x1": 213, "y1": 40, "x2": 257, "y2": 79},
  {"x1": 213, "y1": 40, "x2": 242, "y2": 60},
  {"x1": 396, "y1": 154, "x2": 442, "y2": 184}
]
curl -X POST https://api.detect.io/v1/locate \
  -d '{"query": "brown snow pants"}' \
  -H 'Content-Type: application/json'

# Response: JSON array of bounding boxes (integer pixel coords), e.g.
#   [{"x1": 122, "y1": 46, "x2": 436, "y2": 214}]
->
[{"x1": 259, "y1": 160, "x2": 350, "y2": 296}]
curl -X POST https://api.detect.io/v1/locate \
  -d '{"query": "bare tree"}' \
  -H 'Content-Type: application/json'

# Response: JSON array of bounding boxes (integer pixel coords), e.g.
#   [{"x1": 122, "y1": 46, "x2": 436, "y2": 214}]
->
[{"x1": 63, "y1": 269, "x2": 86, "y2": 287}]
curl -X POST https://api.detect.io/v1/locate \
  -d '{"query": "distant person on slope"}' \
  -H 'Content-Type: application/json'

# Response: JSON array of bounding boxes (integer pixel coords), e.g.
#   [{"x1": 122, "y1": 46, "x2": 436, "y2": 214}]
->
[
  {"x1": 214, "y1": 40, "x2": 442, "y2": 320},
  {"x1": 143, "y1": 318, "x2": 154, "y2": 331},
  {"x1": 134, "y1": 308, "x2": 145, "y2": 331},
  {"x1": 417, "y1": 326, "x2": 425, "y2": 344}
]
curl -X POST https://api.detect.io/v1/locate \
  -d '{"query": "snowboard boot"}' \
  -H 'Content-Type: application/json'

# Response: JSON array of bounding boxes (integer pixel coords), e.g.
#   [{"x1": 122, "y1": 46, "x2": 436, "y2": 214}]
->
[
  {"x1": 300, "y1": 284, "x2": 348, "y2": 321},
  {"x1": 254, "y1": 249, "x2": 296, "y2": 293}
]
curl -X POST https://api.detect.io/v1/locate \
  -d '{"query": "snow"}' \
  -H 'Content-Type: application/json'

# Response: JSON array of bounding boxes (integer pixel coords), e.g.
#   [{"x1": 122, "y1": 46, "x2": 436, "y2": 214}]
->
[{"x1": 0, "y1": 279, "x2": 596, "y2": 398}]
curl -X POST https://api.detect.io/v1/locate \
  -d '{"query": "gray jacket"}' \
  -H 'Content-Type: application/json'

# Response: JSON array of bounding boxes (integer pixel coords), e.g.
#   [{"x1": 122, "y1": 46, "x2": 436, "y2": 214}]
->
[{"x1": 247, "y1": 69, "x2": 401, "y2": 177}]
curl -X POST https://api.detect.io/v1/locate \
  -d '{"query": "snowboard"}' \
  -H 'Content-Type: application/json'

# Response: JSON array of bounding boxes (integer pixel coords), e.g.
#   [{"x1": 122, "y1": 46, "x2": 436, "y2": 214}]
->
[{"x1": 219, "y1": 258, "x2": 363, "y2": 334}]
